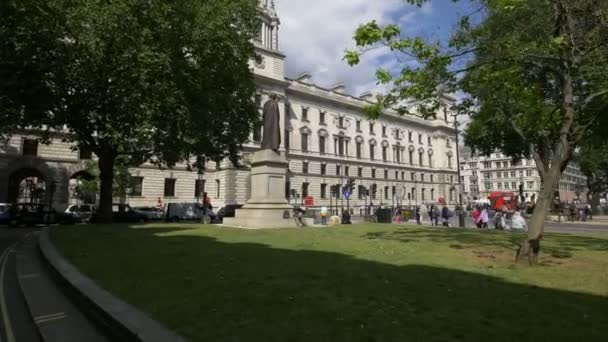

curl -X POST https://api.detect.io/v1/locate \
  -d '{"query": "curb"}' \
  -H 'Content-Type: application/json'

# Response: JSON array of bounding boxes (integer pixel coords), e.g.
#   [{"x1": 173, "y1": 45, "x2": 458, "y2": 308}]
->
[
  {"x1": 15, "y1": 232, "x2": 49, "y2": 342},
  {"x1": 38, "y1": 227, "x2": 186, "y2": 342}
]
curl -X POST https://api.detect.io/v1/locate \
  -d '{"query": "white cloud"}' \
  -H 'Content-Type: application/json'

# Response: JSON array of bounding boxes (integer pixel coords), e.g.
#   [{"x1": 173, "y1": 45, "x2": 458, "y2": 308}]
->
[{"x1": 275, "y1": 0, "x2": 425, "y2": 97}]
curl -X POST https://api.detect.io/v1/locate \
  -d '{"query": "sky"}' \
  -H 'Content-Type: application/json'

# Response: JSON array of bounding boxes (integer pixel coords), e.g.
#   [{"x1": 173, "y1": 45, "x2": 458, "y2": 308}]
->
[{"x1": 274, "y1": 0, "x2": 474, "y2": 97}]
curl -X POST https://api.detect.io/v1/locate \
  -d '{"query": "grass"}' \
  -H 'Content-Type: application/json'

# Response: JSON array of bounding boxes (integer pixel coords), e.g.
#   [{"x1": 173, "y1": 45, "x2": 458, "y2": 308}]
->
[{"x1": 51, "y1": 224, "x2": 608, "y2": 342}]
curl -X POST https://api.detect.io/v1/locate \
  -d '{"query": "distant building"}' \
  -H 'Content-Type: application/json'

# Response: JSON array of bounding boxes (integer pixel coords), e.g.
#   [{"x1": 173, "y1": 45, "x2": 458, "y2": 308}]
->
[{"x1": 459, "y1": 150, "x2": 587, "y2": 203}]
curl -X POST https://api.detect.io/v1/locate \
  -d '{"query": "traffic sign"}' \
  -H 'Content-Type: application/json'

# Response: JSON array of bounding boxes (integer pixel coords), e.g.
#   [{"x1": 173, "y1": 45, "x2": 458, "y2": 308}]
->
[{"x1": 343, "y1": 191, "x2": 351, "y2": 199}]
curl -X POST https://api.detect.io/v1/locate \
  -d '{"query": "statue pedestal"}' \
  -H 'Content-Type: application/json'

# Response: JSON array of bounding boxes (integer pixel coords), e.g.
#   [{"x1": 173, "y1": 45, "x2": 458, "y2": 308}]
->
[{"x1": 223, "y1": 150, "x2": 297, "y2": 229}]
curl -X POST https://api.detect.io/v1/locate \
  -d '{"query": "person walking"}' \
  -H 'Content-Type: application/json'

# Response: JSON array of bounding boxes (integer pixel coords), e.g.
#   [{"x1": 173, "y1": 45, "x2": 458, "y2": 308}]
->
[
  {"x1": 320, "y1": 206, "x2": 328, "y2": 225},
  {"x1": 477, "y1": 207, "x2": 489, "y2": 228},
  {"x1": 441, "y1": 205, "x2": 451, "y2": 227},
  {"x1": 430, "y1": 205, "x2": 439, "y2": 226},
  {"x1": 472, "y1": 206, "x2": 481, "y2": 228},
  {"x1": 415, "y1": 206, "x2": 421, "y2": 225},
  {"x1": 586, "y1": 205, "x2": 593, "y2": 221},
  {"x1": 420, "y1": 203, "x2": 429, "y2": 225}
]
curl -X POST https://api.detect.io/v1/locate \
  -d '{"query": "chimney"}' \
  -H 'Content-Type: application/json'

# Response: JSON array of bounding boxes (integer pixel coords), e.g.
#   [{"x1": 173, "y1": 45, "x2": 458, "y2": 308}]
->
[
  {"x1": 331, "y1": 82, "x2": 346, "y2": 94},
  {"x1": 296, "y1": 72, "x2": 313, "y2": 84}
]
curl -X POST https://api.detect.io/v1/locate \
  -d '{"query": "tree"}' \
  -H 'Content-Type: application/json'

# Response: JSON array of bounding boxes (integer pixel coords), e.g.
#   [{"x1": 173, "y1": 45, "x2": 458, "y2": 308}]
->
[
  {"x1": 0, "y1": 0, "x2": 259, "y2": 222},
  {"x1": 345, "y1": 0, "x2": 608, "y2": 262}
]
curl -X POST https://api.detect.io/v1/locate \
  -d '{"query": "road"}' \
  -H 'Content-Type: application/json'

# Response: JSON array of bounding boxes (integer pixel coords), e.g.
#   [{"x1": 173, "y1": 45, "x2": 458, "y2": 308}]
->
[
  {"x1": 0, "y1": 227, "x2": 42, "y2": 342},
  {"x1": 458, "y1": 216, "x2": 608, "y2": 234}
]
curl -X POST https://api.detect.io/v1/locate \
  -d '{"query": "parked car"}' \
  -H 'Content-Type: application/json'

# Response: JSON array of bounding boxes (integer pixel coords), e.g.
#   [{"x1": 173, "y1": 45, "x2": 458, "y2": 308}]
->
[
  {"x1": 90, "y1": 204, "x2": 148, "y2": 223},
  {"x1": 64, "y1": 204, "x2": 96, "y2": 223},
  {"x1": 0, "y1": 203, "x2": 12, "y2": 225},
  {"x1": 133, "y1": 206, "x2": 165, "y2": 221},
  {"x1": 166, "y1": 203, "x2": 205, "y2": 222},
  {"x1": 5, "y1": 203, "x2": 76, "y2": 226},
  {"x1": 216, "y1": 204, "x2": 243, "y2": 223}
]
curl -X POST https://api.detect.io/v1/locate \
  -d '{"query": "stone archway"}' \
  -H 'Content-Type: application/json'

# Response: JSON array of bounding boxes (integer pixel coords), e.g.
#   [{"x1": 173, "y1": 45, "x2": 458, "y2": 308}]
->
[
  {"x1": 0, "y1": 157, "x2": 56, "y2": 205},
  {"x1": 7, "y1": 168, "x2": 47, "y2": 204},
  {"x1": 68, "y1": 170, "x2": 98, "y2": 205}
]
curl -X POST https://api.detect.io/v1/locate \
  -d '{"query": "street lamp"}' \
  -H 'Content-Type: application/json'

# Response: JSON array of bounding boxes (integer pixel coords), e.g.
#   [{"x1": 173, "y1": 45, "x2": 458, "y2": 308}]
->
[
  {"x1": 451, "y1": 105, "x2": 466, "y2": 228},
  {"x1": 414, "y1": 178, "x2": 418, "y2": 206}
]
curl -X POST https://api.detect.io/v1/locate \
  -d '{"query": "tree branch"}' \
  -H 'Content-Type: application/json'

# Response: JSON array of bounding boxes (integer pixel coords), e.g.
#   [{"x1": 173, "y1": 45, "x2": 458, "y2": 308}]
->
[{"x1": 581, "y1": 89, "x2": 608, "y2": 110}]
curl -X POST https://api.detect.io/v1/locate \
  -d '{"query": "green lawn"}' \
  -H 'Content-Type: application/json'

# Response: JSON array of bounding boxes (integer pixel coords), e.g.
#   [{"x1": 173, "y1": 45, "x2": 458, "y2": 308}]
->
[{"x1": 51, "y1": 224, "x2": 608, "y2": 342}]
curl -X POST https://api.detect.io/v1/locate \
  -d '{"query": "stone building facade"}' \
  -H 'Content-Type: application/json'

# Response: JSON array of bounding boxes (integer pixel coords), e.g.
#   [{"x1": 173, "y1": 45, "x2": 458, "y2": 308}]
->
[
  {"x1": 459, "y1": 150, "x2": 587, "y2": 204},
  {"x1": 0, "y1": 1, "x2": 459, "y2": 211}
]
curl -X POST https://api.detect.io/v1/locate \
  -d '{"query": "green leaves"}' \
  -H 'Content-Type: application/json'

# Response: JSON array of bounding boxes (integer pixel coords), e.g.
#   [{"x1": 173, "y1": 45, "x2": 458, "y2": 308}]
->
[
  {"x1": 376, "y1": 69, "x2": 393, "y2": 84},
  {"x1": 1, "y1": 0, "x2": 259, "y2": 219},
  {"x1": 343, "y1": 50, "x2": 360, "y2": 66}
]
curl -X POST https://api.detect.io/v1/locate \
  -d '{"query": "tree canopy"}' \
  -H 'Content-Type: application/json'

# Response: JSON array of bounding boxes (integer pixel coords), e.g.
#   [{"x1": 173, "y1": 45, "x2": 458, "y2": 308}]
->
[
  {"x1": 345, "y1": 0, "x2": 608, "y2": 262},
  {"x1": 0, "y1": 0, "x2": 259, "y2": 221}
]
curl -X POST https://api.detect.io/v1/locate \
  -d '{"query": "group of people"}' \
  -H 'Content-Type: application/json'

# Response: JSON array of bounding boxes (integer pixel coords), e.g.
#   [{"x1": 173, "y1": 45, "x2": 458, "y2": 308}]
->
[
  {"x1": 564, "y1": 203, "x2": 593, "y2": 222},
  {"x1": 401, "y1": 204, "x2": 454, "y2": 227},
  {"x1": 471, "y1": 206, "x2": 528, "y2": 231}
]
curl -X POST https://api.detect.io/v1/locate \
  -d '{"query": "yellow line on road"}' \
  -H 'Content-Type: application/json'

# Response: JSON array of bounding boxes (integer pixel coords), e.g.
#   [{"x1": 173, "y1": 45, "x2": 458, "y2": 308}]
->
[
  {"x1": 17, "y1": 273, "x2": 41, "y2": 280},
  {"x1": 0, "y1": 243, "x2": 17, "y2": 342},
  {"x1": 34, "y1": 312, "x2": 67, "y2": 324}
]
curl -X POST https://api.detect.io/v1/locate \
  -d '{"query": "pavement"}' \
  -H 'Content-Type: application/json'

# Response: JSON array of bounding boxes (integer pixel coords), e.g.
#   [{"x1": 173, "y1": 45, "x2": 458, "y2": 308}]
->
[
  {"x1": 0, "y1": 227, "x2": 108, "y2": 342},
  {"x1": 0, "y1": 227, "x2": 41, "y2": 342}
]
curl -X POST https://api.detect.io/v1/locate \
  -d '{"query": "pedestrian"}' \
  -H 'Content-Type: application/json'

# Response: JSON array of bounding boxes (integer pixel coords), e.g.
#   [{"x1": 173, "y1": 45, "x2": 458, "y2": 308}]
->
[
  {"x1": 420, "y1": 203, "x2": 429, "y2": 225},
  {"x1": 415, "y1": 206, "x2": 421, "y2": 225},
  {"x1": 430, "y1": 205, "x2": 439, "y2": 226},
  {"x1": 293, "y1": 206, "x2": 306, "y2": 227},
  {"x1": 494, "y1": 208, "x2": 507, "y2": 230},
  {"x1": 586, "y1": 205, "x2": 592, "y2": 221},
  {"x1": 441, "y1": 205, "x2": 451, "y2": 227},
  {"x1": 509, "y1": 210, "x2": 528, "y2": 232},
  {"x1": 394, "y1": 207, "x2": 402, "y2": 223},
  {"x1": 477, "y1": 207, "x2": 489, "y2": 228},
  {"x1": 569, "y1": 202, "x2": 576, "y2": 221},
  {"x1": 320, "y1": 205, "x2": 328, "y2": 225},
  {"x1": 472, "y1": 206, "x2": 481, "y2": 228}
]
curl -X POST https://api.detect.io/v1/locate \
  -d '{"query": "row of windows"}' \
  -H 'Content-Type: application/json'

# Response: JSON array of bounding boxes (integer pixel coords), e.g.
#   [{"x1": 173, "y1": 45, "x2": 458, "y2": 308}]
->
[
  {"x1": 298, "y1": 136, "x2": 451, "y2": 168},
  {"x1": 21, "y1": 139, "x2": 92, "y2": 160},
  {"x1": 301, "y1": 183, "x2": 442, "y2": 202},
  {"x1": 299, "y1": 162, "x2": 457, "y2": 183},
  {"x1": 482, "y1": 181, "x2": 536, "y2": 191},
  {"x1": 125, "y1": 177, "x2": 219, "y2": 199},
  {"x1": 477, "y1": 159, "x2": 533, "y2": 169},
  {"x1": 298, "y1": 106, "x2": 440, "y2": 145},
  {"x1": 482, "y1": 170, "x2": 535, "y2": 179}
]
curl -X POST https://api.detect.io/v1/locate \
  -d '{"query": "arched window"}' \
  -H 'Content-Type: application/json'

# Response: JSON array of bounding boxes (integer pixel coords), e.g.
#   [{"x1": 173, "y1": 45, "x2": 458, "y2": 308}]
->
[
  {"x1": 318, "y1": 129, "x2": 329, "y2": 154},
  {"x1": 300, "y1": 127, "x2": 312, "y2": 152},
  {"x1": 408, "y1": 145, "x2": 415, "y2": 164},
  {"x1": 369, "y1": 139, "x2": 377, "y2": 160}
]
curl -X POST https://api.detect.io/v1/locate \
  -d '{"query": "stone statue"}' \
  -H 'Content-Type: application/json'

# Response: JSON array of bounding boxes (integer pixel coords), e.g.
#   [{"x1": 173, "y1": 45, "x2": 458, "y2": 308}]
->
[{"x1": 261, "y1": 93, "x2": 281, "y2": 151}]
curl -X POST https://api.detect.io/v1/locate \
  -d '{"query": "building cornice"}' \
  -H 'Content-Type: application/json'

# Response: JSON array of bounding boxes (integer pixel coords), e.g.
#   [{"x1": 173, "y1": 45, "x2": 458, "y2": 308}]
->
[{"x1": 285, "y1": 79, "x2": 456, "y2": 134}]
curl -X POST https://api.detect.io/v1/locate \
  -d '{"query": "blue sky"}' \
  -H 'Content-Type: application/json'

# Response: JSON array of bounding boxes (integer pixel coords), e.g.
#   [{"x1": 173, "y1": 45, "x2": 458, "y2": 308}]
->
[{"x1": 275, "y1": 0, "x2": 473, "y2": 96}]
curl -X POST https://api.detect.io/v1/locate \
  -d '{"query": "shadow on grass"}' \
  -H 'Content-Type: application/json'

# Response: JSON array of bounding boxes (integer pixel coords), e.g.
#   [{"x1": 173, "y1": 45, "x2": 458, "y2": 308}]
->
[
  {"x1": 364, "y1": 227, "x2": 608, "y2": 260},
  {"x1": 52, "y1": 225, "x2": 608, "y2": 342}
]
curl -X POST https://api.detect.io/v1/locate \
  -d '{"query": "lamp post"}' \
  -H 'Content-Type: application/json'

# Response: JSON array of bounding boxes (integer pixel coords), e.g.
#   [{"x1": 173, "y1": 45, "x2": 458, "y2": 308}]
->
[
  {"x1": 451, "y1": 105, "x2": 466, "y2": 228},
  {"x1": 414, "y1": 178, "x2": 418, "y2": 206}
]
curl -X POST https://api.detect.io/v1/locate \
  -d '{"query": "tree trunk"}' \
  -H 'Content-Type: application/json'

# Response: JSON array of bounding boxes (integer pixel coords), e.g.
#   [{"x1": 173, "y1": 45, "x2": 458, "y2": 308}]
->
[
  {"x1": 590, "y1": 192, "x2": 601, "y2": 215},
  {"x1": 97, "y1": 152, "x2": 116, "y2": 224},
  {"x1": 517, "y1": 165, "x2": 561, "y2": 265}
]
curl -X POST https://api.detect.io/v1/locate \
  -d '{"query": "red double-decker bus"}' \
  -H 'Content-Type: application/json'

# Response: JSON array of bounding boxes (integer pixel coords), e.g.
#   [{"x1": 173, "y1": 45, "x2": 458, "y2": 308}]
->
[{"x1": 488, "y1": 191, "x2": 518, "y2": 212}]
